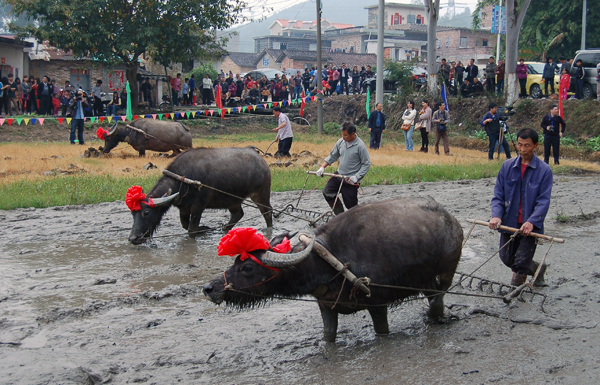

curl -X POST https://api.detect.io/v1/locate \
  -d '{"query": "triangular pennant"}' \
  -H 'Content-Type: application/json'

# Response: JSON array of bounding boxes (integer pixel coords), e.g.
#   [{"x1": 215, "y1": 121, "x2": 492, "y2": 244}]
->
[
  {"x1": 243, "y1": 106, "x2": 247, "y2": 112},
  {"x1": 145, "y1": 115, "x2": 151, "y2": 119},
  {"x1": 16, "y1": 118, "x2": 22, "y2": 125},
  {"x1": 253, "y1": 105, "x2": 256, "y2": 111},
  {"x1": 205, "y1": 110, "x2": 209, "y2": 116},
  {"x1": 237, "y1": 107, "x2": 242, "y2": 113},
  {"x1": 31, "y1": 118, "x2": 37, "y2": 125},
  {"x1": 170, "y1": 113, "x2": 175, "y2": 119},
  {"x1": 38, "y1": 118, "x2": 44, "y2": 126},
  {"x1": 180, "y1": 112, "x2": 185, "y2": 118},
  {"x1": 268, "y1": 103, "x2": 272, "y2": 108},
  {"x1": 83, "y1": 117, "x2": 87, "y2": 122},
  {"x1": 90, "y1": 117, "x2": 96, "y2": 123},
  {"x1": 107, "y1": 116, "x2": 113, "y2": 123},
  {"x1": 7, "y1": 119, "x2": 13, "y2": 126},
  {"x1": 121, "y1": 115, "x2": 127, "y2": 121},
  {"x1": 165, "y1": 113, "x2": 170, "y2": 119},
  {"x1": 263, "y1": 104, "x2": 267, "y2": 109},
  {"x1": 0, "y1": 119, "x2": 5, "y2": 126},
  {"x1": 66, "y1": 118, "x2": 72, "y2": 125},
  {"x1": 209, "y1": 110, "x2": 214, "y2": 116},
  {"x1": 227, "y1": 108, "x2": 232, "y2": 114},
  {"x1": 24, "y1": 118, "x2": 30, "y2": 125},
  {"x1": 152, "y1": 114, "x2": 157, "y2": 119},
  {"x1": 186, "y1": 112, "x2": 191, "y2": 118},
  {"x1": 133, "y1": 115, "x2": 139, "y2": 120},
  {"x1": 99, "y1": 117, "x2": 105, "y2": 123},
  {"x1": 158, "y1": 114, "x2": 163, "y2": 120}
]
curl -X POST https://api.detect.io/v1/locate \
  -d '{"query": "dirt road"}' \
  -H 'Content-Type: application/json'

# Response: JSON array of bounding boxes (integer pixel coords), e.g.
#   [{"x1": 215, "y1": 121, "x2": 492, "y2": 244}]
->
[{"x1": 1, "y1": 172, "x2": 599, "y2": 384}]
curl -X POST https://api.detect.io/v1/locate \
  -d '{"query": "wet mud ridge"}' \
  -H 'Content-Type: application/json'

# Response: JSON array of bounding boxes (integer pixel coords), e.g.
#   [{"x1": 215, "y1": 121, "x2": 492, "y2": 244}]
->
[{"x1": 1, "y1": 175, "x2": 600, "y2": 384}]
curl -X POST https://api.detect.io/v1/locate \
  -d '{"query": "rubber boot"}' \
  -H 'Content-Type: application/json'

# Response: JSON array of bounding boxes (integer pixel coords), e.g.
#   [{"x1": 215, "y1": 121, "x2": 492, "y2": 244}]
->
[
  {"x1": 424, "y1": 147, "x2": 428, "y2": 153},
  {"x1": 511, "y1": 272, "x2": 527, "y2": 286},
  {"x1": 529, "y1": 261, "x2": 547, "y2": 286}
]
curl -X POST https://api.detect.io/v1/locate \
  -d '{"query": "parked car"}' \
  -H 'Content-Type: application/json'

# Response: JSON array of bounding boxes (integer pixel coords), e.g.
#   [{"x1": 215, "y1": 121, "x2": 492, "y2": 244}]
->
[
  {"x1": 569, "y1": 50, "x2": 600, "y2": 98},
  {"x1": 244, "y1": 68, "x2": 284, "y2": 81},
  {"x1": 524, "y1": 61, "x2": 560, "y2": 99}
]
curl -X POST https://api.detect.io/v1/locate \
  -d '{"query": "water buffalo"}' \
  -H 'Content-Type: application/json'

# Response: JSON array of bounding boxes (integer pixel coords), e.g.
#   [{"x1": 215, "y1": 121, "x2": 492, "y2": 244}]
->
[
  {"x1": 127, "y1": 147, "x2": 273, "y2": 244},
  {"x1": 203, "y1": 197, "x2": 463, "y2": 342},
  {"x1": 98, "y1": 120, "x2": 192, "y2": 156}
]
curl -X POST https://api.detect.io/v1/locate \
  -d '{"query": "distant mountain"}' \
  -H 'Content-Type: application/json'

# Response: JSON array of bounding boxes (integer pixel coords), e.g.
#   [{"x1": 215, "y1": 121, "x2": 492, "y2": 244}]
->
[{"x1": 222, "y1": 0, "x2": 371, "y2": 53}]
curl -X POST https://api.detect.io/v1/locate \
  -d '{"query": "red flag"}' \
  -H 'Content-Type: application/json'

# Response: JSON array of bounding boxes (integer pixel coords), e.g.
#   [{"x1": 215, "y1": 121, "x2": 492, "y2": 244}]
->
[
  {"x1": 215, "y1": 86, "x2": 224, "y2": 120},
  {"x1": 300, "y1": 90, "x2": 306, "y2": 117}
]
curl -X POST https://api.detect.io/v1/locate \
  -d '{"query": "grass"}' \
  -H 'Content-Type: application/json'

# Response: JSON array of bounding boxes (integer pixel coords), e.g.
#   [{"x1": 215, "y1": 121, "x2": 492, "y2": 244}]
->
[{"x1": 0, "y1": 134, "x2": 597, "y2": 210}]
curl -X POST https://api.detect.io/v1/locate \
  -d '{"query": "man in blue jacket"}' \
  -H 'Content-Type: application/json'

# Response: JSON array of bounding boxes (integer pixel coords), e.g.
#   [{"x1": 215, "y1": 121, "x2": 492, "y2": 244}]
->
[
  {"x1": 368, "y1": 102, "x2": 385, "y2": 149},
  {"x1": 488, "y1": 128, "x2": 552, "y2": 286}
]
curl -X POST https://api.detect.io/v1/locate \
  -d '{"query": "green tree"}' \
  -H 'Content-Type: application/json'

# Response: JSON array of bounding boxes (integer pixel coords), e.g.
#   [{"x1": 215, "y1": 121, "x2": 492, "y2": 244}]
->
[
  {"x1": 188, "y1": 63, "x2": 218, "y2": 82},
  {"x1": 7, "y1": 0, "x2": 246, "y2": 108}
]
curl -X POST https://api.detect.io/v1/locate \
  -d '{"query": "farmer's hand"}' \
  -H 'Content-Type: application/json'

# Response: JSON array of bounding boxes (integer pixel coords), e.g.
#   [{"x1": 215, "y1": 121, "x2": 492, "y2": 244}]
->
[
  {"x1": 315, "y1": 167, "x2": 325, "y2": 177},
  {"x1": 560, "y1": 132, "x2": 563, "y2": 138},
  {"x1": 348, "y1": 175, "x2": 358, "y2": 184},
  {"x1": 489, "y1": 217, "x2": 502, "y2": 230},
  {"x1": 272, "y1": 127, "x2": 279, "y2": 132},
  {"x1": 520, "y1": 221, "x2": 534, "y2": 236}
]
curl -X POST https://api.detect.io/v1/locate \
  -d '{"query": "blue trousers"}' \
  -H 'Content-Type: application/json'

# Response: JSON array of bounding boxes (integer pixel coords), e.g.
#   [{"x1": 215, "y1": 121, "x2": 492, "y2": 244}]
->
[{"x1": 70, "y1": 119, "x2": 85, "y2": 144}]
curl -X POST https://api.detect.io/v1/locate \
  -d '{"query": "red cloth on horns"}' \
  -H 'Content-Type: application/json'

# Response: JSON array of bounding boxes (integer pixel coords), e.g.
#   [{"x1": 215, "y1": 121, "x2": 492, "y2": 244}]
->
[
  {"x1": 126, "y1": 185, "x2": 154, "y2": 212},
  {"x1": 217, "y1": 228, "x2": 292, "y2": 269},
  {"x1": 96, "y1": 127, "x2": 109, "y2": 140}
]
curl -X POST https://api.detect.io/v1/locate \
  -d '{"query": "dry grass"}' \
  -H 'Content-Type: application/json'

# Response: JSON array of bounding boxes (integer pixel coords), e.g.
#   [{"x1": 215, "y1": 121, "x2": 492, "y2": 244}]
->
[{"x1": 1, "y1": 137, "x2": 599, "y2": 186}]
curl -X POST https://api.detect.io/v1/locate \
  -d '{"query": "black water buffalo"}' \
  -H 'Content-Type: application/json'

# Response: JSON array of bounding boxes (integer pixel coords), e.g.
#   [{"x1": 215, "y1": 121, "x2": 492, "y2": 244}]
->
[
  {"x1": 128, "y1": 147, "x2": 273, "y2": 244},
  {"x1": 203, "y1": 197, "x2": 463, "y2": 342},
  {"x1": 100, "y1": 120, "x2": 192, "y2": 156}
]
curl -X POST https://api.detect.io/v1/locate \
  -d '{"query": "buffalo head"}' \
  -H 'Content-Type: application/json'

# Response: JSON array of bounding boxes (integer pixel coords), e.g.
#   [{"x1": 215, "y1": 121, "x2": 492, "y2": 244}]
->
[
  {"x1": 203, "y1": 232, "x2": 314, "y2": 307},
  {"x1": 101, "y1": 122, "x2": 121, "y2": 154},
  {"x1": 126, "y1": 186, "x2": 179, "y2": 244}
]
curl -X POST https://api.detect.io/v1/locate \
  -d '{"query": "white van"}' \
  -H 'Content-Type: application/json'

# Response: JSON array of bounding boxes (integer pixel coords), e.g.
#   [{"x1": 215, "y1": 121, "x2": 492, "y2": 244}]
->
[{"x1": 570, "y1": 50, "x2": 600, "y2": 98}]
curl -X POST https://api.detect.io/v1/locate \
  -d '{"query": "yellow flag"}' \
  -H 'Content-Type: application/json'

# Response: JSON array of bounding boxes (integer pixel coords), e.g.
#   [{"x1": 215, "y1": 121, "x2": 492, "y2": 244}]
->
[
  {"x1": 107, "y1": 116, "x2": 113, "y2": 123},
  {"x1": 66, "y1": 118, "x2": 72, "y2": 124},
  {"x1": 24, "y1": 118, "x2": 30, "y2": 125}
]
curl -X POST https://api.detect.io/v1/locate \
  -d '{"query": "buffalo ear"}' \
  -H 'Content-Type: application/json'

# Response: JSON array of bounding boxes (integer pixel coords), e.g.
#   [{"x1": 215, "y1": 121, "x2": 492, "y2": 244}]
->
[{"x1": 270, "y1": 231, "x2": 299, "y2": 247}]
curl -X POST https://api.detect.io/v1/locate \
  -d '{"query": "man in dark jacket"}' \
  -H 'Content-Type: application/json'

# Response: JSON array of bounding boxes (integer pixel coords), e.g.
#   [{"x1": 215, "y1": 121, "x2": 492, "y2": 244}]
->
[
  {"x1": 540, "y1": 105, "x2": 566, "y2": 164},
  {"x1": 67, "y1": 90, "x2": 89, "y2": 145},
  {"x1": 38, "y1": 76, "x2": 54, "y2": 115},
  {"x1": 543, "y1": 57, "x2": 557, "y2": 97},
  {"x1": 480, "y1": 103, "x2": 511, "y2": 160},
  {"x1": 485, "y1": 57, "x2": 496, "y2": 94},
  {"x1": 338, "y1": 63, "x2": 350, "y2": 95},
  {"x1": 466, "y1": 59, "x2": 478, "y2": 83},
  {"x1": 439, "y1": 58, "x2": 451, "y2": 91},
  {"x1": 573, "y1": 59, "x2": 585, "y2": 99},
  {"x1": 368, "y1": 102, "x2": 385, "y2": 149},
  {"x1": 455, "y1": 61, "x2": 465, "y2": 86},
  {"x1": 460, "y1": 79, "x2": 472, "y2": 97}
]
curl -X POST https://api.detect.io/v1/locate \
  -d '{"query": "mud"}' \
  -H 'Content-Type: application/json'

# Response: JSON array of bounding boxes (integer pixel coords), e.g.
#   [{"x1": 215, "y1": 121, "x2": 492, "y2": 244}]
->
[{"x1": 1, "y1": 174, "x2": 600, "y2": 384}]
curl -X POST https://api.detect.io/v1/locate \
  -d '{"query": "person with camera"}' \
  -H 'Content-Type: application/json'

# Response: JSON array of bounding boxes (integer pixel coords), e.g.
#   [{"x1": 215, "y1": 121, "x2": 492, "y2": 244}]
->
[
  {"x1": 432, "y1": 102, "x2": 451, "y2": 156},
  {"x1": 481, "y1": 103, "x2": 512, "y2": 160},
  {"x1": 67, "y1": 90, "x2": 89, "y2": 145},
  {"x1": 540, "y1": 105, "x2": 566, "y2": 165}
]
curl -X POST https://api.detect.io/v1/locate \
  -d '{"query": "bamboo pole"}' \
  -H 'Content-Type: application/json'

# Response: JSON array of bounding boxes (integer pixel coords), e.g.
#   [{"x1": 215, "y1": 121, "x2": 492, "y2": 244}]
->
[
  {"x1": 306, "y1": 171, "x2": 346, "y2": 178},
  {"x1": 466, "y1": 219, "x2": 564, "y2": 243}
]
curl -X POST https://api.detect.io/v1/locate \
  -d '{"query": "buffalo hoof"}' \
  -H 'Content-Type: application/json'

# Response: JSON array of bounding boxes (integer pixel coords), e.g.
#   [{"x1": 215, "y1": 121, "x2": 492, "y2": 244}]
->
[
  {"x1": 322, "y1": 332, "x2": 337, "y2": 343},
  {"x1": 188, "y1": 226, "x2": 211, "y2": 238}
]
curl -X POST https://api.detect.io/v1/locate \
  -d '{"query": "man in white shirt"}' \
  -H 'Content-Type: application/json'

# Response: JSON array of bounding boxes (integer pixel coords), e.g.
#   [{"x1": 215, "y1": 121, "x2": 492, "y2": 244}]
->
[{"x1": 272, "y1": 107, "x2": 293, "y2": 157}]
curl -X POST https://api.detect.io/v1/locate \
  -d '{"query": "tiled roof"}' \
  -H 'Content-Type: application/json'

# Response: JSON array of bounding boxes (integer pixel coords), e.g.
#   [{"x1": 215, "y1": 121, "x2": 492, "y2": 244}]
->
[
  {"x1": 253, "y1": 49, "x2": 284, "y2": 65},
  {"x1": 227, "y1": 52, "x2": 259, "y2": 67}
]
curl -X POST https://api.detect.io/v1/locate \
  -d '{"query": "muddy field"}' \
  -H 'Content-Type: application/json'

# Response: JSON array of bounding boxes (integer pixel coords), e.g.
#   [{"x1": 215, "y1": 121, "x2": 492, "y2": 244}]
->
[{"x1": 1, "y1": 173, "x2": 600, "y2": 384}]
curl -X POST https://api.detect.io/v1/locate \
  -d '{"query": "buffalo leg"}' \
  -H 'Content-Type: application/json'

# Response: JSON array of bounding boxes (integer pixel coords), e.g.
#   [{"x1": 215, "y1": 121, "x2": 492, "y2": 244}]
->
[
  {"x1": 368, "y1": 306, "x2": 390, "y2": 335},
  {"x1": 318, "y1": 302, "x2": 338, "y2": 342},
  {"x1": 251, "y1": 189, "x2": 273, "y2": 228},
  {"x1": 427, "y1": 273, "x2": 453, "y2": 318},
  {"x1": 224, "y1": 205, "x2": 244, "y2": 230},
  {"x1": 187, "y1": 206, "x2": 207, "y2": 237},
  {"x1": 179, "y1": 208, "x2": 191, "y2": 230}
]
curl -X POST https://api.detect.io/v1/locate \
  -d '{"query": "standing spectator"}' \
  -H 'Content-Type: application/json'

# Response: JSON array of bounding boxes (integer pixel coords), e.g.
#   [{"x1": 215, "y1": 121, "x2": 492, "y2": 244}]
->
[
  {"x1": 0, "y1": 74, "x2": 11, "y2": 116},
  {"x1": 106, "y1": 91, "x2": 120, "y2": 116},
  {"x1": 189, "y1": 74, "x2": 196, "y2": 105},
  {"x1": 449, "y1": 61, "x2": 456, "y2": 94},
  {"x1": 140, "y1": 78, "x2": 154, "y2": 107},
  {"x1": 272, "y1": 107, "x2": 293, "y2": 158},
  {"x1": 432, "y1": 102, "x2": 451, "y2": 156},
  {"x1": 67, "y1": 90, "x2": 89, "y2": 145},
  {"x1": 29, "y1": 77, "x2": 38, "y2": 114},
  {"x1": 332, "y1": 67, "x2": 340, "y2": 94},
  {"x1": 60, "y1": 90, "x2": 72, "y2": 116},
  {"x1": 573, "y1": 59, "x2": 585, "y2": 99},
  {"x1": 38, "y1": 76, "x2": 54, "y2": 115},
  {"x1": 517, "y1": 59, "x2": 529, "y2": 98},
  {"x1": 480, "y1": 103, "x2": 512, "y2": 160},
  {"x1": 51, "y1": 79, "x2": 60, "y2": 99},
  {"x1": 485, "y1": 57, "x2": 496, "y2": 95},
  {"x1": 540, "y1": 105, "x2": 566, "y2": 165},
  {"x1": 302, "y1": 68, "x2": 311, "y2": 93},
  {"x1": 439, "y1": 58, "x2": 451, "y2": 91},
  {"x1": 91, "y1": 79, "x2": 104, "y2": 116},
  {"x1": 368, "y1": 102, "x2": 386, "y2": 150},
  {"x1": 281, "y1": 74, "x2": 289, "y2": 92},
  {"x1": 6, "y1": 74, "x2": 18, "y2": 115},
  {"x1": 120, "y1": 87, "x2": 128, "y2": 110},
  {"x1": 559, "y1": 57, "x2": 571, "y2": 76},
  {"x1": 338, "y1": 63, "x2": 349, "y2": 95},
  {"x1": 559, "y1": 68, "x2": 570, "y2": 101},
  {"x1": 52, "y1": 92, "x2": 61, "y2": 115},
  {"x1": 597, "y1": 60, "x2": 600, "y2": 101},
  {"x1": 362, "y1": 66, "x2": 374, "y2": 94},
  {"x1": 64, "y1": 80, "x2": 75, "y2": 94},
  {"x1": 202, "y1": 73, "x2": 212, "y2": 106},
  {"x1": 235, "y1": 75, "x2": 244, "y2": 98},
  {"x1": 542, "y1": 57, "x2": 557, "y2": 97},
  {"x1": 465, "y1": 59, "x2": 478, "y2": 83},
  {"x1": 351, "y1": 66, "x2": 361, "y2": 94},
  {"x1": 489, "y1": 128, "x2": 552, "y2": 286},
  {"x1": 495, "y1": 59, "x2": 505, "y2": 95},
  {"x1": 182, "y1": 78, "x2": 190, "y2": 106},
  {"x1": 14, "y1": 77, "x2": 22, "y2": 113},
  {"x1": 455, "y1": 61, "x2": 465, "y2": 86},
  {"x1": 417, "y1": 100, "x2": 432, "y2": 153},
  {"x1": 172, "y1": 73, "x2": 182, "y2": 106},
  {"x1": 293, "y1": 71, "x2": 303, "y2": 100},
  {"x1": 402, "y1": 100, "x2": 417, "y2": 151},
  {"x1": 20, "y1": 75, "x2": 30, "y2": 114},
  {"x1": 315, "y1": 122, "x2": 371, "y2": 215}
]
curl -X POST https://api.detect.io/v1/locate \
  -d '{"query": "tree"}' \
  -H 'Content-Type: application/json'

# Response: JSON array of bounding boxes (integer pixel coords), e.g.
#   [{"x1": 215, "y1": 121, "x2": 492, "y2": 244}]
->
[
  {"x1": 474, "y1": 0, "x2": 532, "y2": 105},
  {"x1": 7, "y1": 0, "x2": 246, "y2": 108},
  {"x1": 424, "y1": 0, "x2": 441, "y2": 95}
]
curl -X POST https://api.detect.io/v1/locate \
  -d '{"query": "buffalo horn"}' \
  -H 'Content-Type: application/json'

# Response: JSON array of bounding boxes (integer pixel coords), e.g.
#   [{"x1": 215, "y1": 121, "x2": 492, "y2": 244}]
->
[
  {"x1": 151, "y1": 192, "x2": 179, "y2": 207},
  {"x1": 262, "y1": 236, "x2": 315, "y2": 267},
  {"x1": 107, "y1": 122, "x2": 118, "y2": 136}
]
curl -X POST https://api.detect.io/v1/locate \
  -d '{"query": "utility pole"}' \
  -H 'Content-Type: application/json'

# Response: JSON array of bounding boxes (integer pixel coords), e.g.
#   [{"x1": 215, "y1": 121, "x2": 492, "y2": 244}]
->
[
  {"x1": 316, "y1": 0, "x2": 323, "y2": 134},
  {"x1": 496, "y1": 0, "x2": 503, "y2": 60},
  {"x1": 581, "y1": 0, "x2": 587, "y2": 50},
  {"x1": 376, "y1": 0, "x2": 384, "y2": 105}
]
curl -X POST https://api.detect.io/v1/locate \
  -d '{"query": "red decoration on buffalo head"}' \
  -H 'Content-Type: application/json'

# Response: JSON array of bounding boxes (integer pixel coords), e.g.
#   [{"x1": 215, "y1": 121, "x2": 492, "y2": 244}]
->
[
  {"x1": 96, "y1": 127, "x2": 109, "y2": 140},
  {"x1": 218, "y1": 228, "x2": 293, "y2": 271},
  {"x1": 125, "y1": 185, "x2": 154, "y2": 212}
]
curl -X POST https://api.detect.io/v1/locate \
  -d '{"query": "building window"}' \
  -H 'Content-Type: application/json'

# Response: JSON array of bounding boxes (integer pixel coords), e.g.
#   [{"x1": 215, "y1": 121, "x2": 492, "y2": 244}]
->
[
  {"x1": 407, "y1": 15, "x2": 416, "y2": 24},
  {"x1": 459, "y1": 37, "x2": 468, "y2": 48},
  {"x1": 482, "y1": 39, "x2": 488, "y2": 47},
  {"x1": 445, "y1": 37, "x2": 450, "y2": 48},
  {"x1": 436, "y1": 39, "x2": 440, "y2": 49}
]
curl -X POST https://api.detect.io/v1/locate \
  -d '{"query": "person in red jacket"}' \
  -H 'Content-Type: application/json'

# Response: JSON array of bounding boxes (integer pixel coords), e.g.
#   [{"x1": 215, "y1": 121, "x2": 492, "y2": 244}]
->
[{"x1": 516, "y1": 59, "x2": 529, "y2": 98}]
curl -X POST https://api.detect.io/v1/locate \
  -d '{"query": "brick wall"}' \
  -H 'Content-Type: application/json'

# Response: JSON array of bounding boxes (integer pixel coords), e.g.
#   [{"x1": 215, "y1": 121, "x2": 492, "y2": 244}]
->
[
  {"x1": 219, "y1": 57, "x2": 255, "y2": 75},
  {"x1": 29, "y1": 60, "x2": 105, "y2": 91},
  {"x1": 436, "y1": 29, "x2": 495, "y2": 65},
  {"x1": 256, "y1": 53, "x2": 280, "y2": 69},
  {"x1": 330, "y1": 35, "x2": 363, "y2": 54}
]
